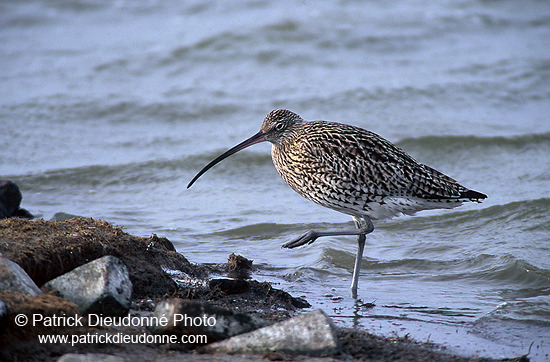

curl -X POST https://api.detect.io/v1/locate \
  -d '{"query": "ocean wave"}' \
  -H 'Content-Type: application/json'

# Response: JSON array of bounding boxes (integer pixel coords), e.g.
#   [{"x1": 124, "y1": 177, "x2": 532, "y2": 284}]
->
[
  {"x1": 397, "y1": 133, "x2": 550, "y2": 152},
  {"x1": 8, "y1": 97, "x2": 241, "y2": 125},
  {"x1": 386, "y1": 198, "x2": 550, "y2": 236},
  {"x1": 319, "y1": 238, "x2": 550, "y2": 291},
  {"x1": 20, "y1": 160, "x2": 185, "y2": 191},
  {"x1": 481, "y1": 297, "x2": 550, "y2": 325},
  {"x1": 209, "y1": 222, "x2": 295, "y2": 241},
  {"x1": 348, "y1": 251, "x2": 550, "y2": 293},
  {"x1": 394, "y1": 133, "x2": 550, "y2": 169},
  {"x1": 11, "y1": 151, "x2": 272, "y2": 194}
]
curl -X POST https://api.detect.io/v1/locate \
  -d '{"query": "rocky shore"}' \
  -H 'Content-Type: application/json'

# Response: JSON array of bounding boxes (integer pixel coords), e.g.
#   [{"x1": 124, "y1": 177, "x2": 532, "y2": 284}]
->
[{"x1": 0, "y1": 217, "x2": 527, "y2": 361}]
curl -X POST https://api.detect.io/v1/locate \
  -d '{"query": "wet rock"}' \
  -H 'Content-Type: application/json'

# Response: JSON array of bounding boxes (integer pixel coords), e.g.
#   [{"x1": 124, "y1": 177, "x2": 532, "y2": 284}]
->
[
  {"x1": 203, "y1": 309, "x2": 340, "y2": 357},
  {"x1": 42, "y1": 256, "x2": 132, "y2": 316},
  {"x1": 209, "y1": 278, "x2": 249, "y2": 294},
  {"x1": 0, "y1": 299, "x2": 8, "y2": 332},
  {"x1": 226, "y1": 253, "x2": 253, "y2": 279},
  {"x1": 0, "y1": 180, "x2": 33, "y2": 219},
  {"x1": 51, "y1": 212, "x2": 83, "y2": 221},
  {"x1": 289, "y1": 295, "x2": 311, "y2": 309},
  {"x1": 57, "y1": 353, "x2": 126, "y2": 362},
  {"x1": 150, "y1": 299, "x2": 271, "y2": 344},
  {"x1": 0, "y1": 257, "x2": 42, "y2": 295},
  {"x1": 148, "y1": 234, "x2": 176, "y2": 252},
  {"x1": 0, "y1": 180, "x2": 21, "y2": 218}
]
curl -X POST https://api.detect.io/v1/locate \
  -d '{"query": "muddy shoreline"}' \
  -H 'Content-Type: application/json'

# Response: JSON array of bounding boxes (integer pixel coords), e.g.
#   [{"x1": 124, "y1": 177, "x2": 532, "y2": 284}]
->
[{"x1": 0, "y1": 217, "x2": 525, "y2": 361}]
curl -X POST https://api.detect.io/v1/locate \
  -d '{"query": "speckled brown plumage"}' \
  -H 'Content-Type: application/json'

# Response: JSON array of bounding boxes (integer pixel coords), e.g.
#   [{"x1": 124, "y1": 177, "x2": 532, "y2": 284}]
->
[{"x1": 261, "y1": 109, "x2": 486, "y2": 220}]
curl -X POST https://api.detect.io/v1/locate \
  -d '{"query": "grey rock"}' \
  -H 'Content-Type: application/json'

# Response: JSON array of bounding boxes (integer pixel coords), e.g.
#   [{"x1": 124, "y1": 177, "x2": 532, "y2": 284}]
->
[
  {"x1": 43, "y1": 255, "x2": 132, "y2": 316},
  {"x1": 0, "y1": 299, "x2": 8, "y2": 331},
  {"x1": 203, "y1": 309, "x2": 340, "y2": 357},
  {"x1": 150, "y1": 299, "x2": 271, "y2": 344},
  {"x1": 0, "y1": 299, "x2": 8, "y2": 315},
  {"x1": 57, "y1": 353, "x2": 126, "y2": 362},
  {"x1": 0, "y1": 257, "x2": 42, "y2": 295},
  {"x1": 51, "y1": 212, "x2": 83, "y2": 221}
]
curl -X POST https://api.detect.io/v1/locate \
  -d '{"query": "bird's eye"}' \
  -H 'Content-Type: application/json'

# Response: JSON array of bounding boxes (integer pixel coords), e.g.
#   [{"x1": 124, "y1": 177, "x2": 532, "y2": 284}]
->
[{"x1": 275, "y1": 122, "x2": 285, "y2": 131}]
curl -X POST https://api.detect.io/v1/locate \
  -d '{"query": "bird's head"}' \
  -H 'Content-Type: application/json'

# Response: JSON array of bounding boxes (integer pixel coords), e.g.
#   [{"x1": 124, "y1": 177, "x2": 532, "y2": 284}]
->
[
  {"x1": 187, "y1": 109, "x2": 304, "y2": 188},
  {"x1": 259, "y1": 109, "x2": 305, "y2": 145}
]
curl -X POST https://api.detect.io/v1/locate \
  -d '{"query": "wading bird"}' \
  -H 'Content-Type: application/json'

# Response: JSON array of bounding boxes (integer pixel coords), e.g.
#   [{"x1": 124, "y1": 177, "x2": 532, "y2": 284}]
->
[{"x1": 188, "y1": 109, "x2": 487, "y2": 298}]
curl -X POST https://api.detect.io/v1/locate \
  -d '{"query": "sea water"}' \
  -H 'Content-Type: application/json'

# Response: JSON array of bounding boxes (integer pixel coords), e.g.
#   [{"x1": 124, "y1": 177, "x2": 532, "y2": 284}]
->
[{"x1": 2, "y1": 1, "x2": 549, "y2": 360}]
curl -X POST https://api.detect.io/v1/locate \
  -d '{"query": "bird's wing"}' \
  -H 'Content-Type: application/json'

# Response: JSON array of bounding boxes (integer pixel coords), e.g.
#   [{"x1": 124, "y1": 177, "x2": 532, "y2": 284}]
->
[{"x1": 300, "y1": 122, "x2": 469, "y2": 200}]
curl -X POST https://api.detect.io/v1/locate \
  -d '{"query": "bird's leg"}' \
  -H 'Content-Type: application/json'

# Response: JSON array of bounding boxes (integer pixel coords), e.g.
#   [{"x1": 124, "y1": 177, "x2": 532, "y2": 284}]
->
[
  {"x1": 282, "y1": 215, "x2": 374, "y2": 249},
  {"x1": 351, "y1": 235, "x2": 365, "y2": 299},
  {"x1": 282, "y1": 216, "x2": 374, "y2": 298},
  {"x1": 350, "y1": 216, "x2": 373, "y2": 298}
]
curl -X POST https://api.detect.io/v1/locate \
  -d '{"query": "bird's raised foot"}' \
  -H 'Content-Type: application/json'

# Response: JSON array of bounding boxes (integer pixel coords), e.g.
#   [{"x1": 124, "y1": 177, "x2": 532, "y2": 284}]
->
[{"x1": 282, "y1": 230, "x2": 319, "y2": 249}]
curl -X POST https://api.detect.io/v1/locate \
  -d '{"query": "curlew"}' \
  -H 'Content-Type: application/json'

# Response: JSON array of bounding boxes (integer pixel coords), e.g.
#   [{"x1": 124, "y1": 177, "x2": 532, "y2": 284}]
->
[{"x1": 187, "y1": 109, "x2": 487, "y2": 298}]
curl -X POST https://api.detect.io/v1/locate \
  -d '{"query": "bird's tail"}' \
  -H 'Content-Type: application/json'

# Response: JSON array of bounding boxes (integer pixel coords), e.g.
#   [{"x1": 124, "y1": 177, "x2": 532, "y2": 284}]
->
[{"x1": 461, "y1": 189, "x2": 487, "y2": 202}]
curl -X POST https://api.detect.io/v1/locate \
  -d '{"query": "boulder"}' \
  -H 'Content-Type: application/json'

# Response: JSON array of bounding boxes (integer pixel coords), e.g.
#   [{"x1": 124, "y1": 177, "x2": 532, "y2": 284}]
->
[
  {"x1": 203, "y1": 309, "x2": 340, "y2": 357},
  {"x1": 0, "y1": 299, "x2": 8, "y2": 331},
  {"x1": 0, "y1": 180, "x2": 33, "y2": 219},
  {"x1": 42, "y1": 256, "x2": 132, "y2": 316},
  {"x1": 0, "y1": 257, "x2": 42, "y2": 295},
  {"x1": 0, "y1": 180, "x2": 22, "y2": 219}
]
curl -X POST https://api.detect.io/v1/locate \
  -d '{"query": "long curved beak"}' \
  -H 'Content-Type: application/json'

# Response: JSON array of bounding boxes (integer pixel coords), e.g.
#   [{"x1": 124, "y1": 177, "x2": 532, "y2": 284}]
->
[{"x1": 187, "y1": 131, "x2": 267, "y2": 188}]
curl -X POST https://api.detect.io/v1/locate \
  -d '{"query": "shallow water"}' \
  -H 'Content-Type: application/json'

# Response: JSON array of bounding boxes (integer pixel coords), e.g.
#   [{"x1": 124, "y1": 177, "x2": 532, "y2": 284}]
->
[{"x1": 2, "y1": 1, "x2": 549, "y2": 360}]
